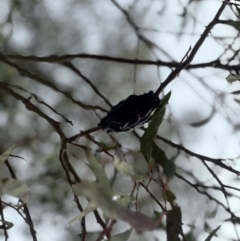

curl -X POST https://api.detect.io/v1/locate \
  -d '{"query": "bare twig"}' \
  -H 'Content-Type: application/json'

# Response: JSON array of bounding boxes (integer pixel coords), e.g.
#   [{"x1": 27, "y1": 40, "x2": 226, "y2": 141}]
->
[
  {"x1": 154, "y1": 0, "x2": 231, "y2": 96},
  {"x1": 0, "y1": 198, "x2": 8, "y2": 241},
  {"x1": 5, "y1": 160, "x2": 38, "y2": 241},
  {"x1": 1, "y1": 53, "x2": 239, "y2": 72},
  {"x1": 0, "y1": 56, "x2": 107, "y2": 112},
  {"x1": 157, "y1": 135, "x2": 240, "y2": 175}
]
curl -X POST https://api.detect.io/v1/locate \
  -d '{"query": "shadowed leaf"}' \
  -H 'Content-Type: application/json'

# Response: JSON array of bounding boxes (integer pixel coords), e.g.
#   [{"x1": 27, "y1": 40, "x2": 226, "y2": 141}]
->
[
  {"x1": 151, "y1": 142, "x2": 175, "y2": 180},
  {"x1": 118, "y1": 208, "x2": 165, "y2": 231},
  {"x1": 86, "y1": 151, "x2": 111, "y2": 192},
  {"x1": 66, "y1": 202, "x2": 97, "y2": 229},
  {"x1": 72, "y1": 181, "x2": 116, "y2": 219},
  {"x1": 204, "y1": 225, "x2": 221, "y2": 241},
  {"x1": 227, "y1": 20, "x2": 240, "y2": 32},
  {"x1": 77, "y1": 232, "x2": 101, "y2": 241},
  {"x1": 113, "y1": 155, "x2": 147, "y2": 181},
  {"x1": 0, "y1": 144, "x2": 17, "y2": 165},
  {"x1": 109, "y1": 229, "x2": 132, "y2": 241},
  {"x1": 189, "y1": 108, "x2": 215, "y2": 127},
  {"x1": 165, "y1": 189, "x2": 177, "y2": 207},
  {"x1": 72, "y1": 181, "x2": 165, "y2": 231},
  {"x1": 231, "y1": 90, "x2": 240, "y2": 95},
  {"x1": 115, "y1": 194, "x2": 134, "y2": 208},
  {"x1": 233, "y1": 99, "x2": 240, "y2": 105},
  {"x1": 0, "y1": 178, "x2": 29, "y2": 203},
  {"x1": 0, "y1": 220, "x2": 14, "y2": 229},
  {"x1": 140, "y1": 92, "x2": 171, "y2": 162}
]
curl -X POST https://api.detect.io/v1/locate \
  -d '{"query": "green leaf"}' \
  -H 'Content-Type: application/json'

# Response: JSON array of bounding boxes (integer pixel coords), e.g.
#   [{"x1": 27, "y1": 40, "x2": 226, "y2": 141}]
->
[
  {"x1": 86, "y1": 151, "x2": 111, "y2": 193},
  {"x1": 77, "y1": 231, "x2": 132, "y2": 241},
  {"x1": 165, "y1": 189, "x2": 177, "y2": 207},
  {"x1": 0, "y1": 220, "x2": 14, "y2": 229},
  {"x1": 0, "y1": 178, "x2": 29, "y2": 203},
  {"x1": 108, "y1": 229, "x2": 132, "y2": 241},
  {"x1": 235, "y1": 6, "x2": 240, "y2": 18},
  {"x1": 227, "y1": 20, "x2": 240, "y2": 32},
  {"x1": 115, "y1": 194, "x2": 134, "y2": 208},
  {"x1": 66, "y1": 202, "x2": 97, "y2": 229},
  {"x1": 118, "y1": 207, "x2": 165, "y2": 231},
  {"x1": 0, "y1": 144, "x2": 16, "y2": 165},
  {"x1": 234, "y1": 99, "x2": 240, "y2": 105},
  {"x1": 72, "y1": 181, "x2": 165, "y2": 231},
  {"x1": 77, "y1": 232, "x2": 101, "y2": 241},
  {"x1": 140, "y1": 92, "x2": 171, "y2": 162},
  {"x1": 113, "y1": 155, "x2": 147, "y2": 181},
  {"x1": 151, "y1": 142, "x2": 175, "y2": 180},
  {"x1": 204, "y1": 225, "x2": 221, "y2": 241},
  {"x1": 72, "y1": 181, "x2": 116, "y2": 219},
  {"x1": 231, "y1": 90, "x2": 240, "y2": 95}
]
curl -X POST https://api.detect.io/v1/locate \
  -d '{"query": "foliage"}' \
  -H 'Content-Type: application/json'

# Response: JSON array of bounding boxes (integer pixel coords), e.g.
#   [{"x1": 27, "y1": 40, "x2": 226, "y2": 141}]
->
[{"x1": 0, "y1": 0, "x2": 239, "y2": 241}]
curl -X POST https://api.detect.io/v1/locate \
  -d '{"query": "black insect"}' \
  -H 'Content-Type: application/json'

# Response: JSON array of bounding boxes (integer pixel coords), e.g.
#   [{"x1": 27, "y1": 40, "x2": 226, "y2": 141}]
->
[{"x1": 98, "y1": 91, "x2": 160, "y2": 133}]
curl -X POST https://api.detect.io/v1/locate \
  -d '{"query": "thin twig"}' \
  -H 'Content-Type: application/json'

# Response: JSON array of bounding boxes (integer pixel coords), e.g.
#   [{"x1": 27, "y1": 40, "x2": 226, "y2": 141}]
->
[
  {"x1": 0, "y1": 198, "x2": 8, "y2": 241},
  {"x1": 5, "y1": 160, "x2": 38, "y2": 241},
  {"x1": 154, "y1": 0, "x2": 231, "y2": 96},
  {"x1": 1, "y1": 53, "x2": 239, "y2": 72},
  {"x1": 157, "y1": 135, "x2": 240, "y2": 175}
]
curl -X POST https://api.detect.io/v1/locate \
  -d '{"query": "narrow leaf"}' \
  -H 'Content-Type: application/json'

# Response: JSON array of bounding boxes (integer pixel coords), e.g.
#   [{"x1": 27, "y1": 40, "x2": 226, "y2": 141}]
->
[
  {"x1": 72, "y1": 181, "x2": 117, "y2": 219},
  {"x1": 86, "y1": 151, "x2": 111, "y2": 192},
  {"x1": 113, "y1": 155, "x2": 147, "y2": 181},
  {"x1": 190, "y1": 109, "x2": 215, "y2": 127},
  {"x1": 231, "y1": 90, "x2": 240, "y2": 95},
  {"x1": 115, "y1": 194, "x2": 134, "y2": 208},
  {"x1": 77, "y1": 232, "x2": 101, "y2": 241},
  {"x1": 227, "y1": 20, "x2": 240, "y2": 32},
  {"x1": 151, "y1": 142, "x2": 176, "y2": 180},
  {"x1": 140, "y1": 92, "x2": 171, "y2": 162},
  {"x1": 109, "y1": 229, "x2": 132, "y2": 241},
  {"x1": 66, "y1": 202, "x2": 97, "y2": 229},
  {"x1": 235, "y1": 6, "x2": 240, "y2": 17},
  {"x1": 234, "y1": 99, "x2": 240, "y2": 105},
  {"x1": 0, "y1": 178, "x2": 29, "y2": 203},
  {"x1": 72, "y1": 181, "x2": 165, "y2": 231},
  {"x1": 204, "y1": 225, "x2": 221, "y2": 241},
  {"x1": 0, "y1": 220, "x2": 14, "y2": 229},
  {"x1": 119, "y1": 208, "x2": 165, "y2": 231},
  {"x1": 0, "y1": 144, "x2": 16, "y2": 165},
  {"x1": 165, "y1": 189, "x2": 177, "y2": 207}
]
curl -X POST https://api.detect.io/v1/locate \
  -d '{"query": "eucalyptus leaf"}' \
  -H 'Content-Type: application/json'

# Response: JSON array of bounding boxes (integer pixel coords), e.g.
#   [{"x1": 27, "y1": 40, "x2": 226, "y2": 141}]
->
[
  {"x1": 115, "y1": 194, "x2": 134, "y2": 208},
  {"x1": 204, "y1": 225, "x2": 221, "y2": 241},
  {"x1": 86, "y1": 151, "x2": 111, "y2": 193},
  {"x1": 151, "y1": 142, "x2": 175, "y2": 180},
  {"x1": 0, "y1": 144, "x2": 16, "y2": 165},
  {"x1": 140, "y1": 92, "x2": 171, "y2": 162},
  {"x1": 72, "y1": 181, "x2": 118, "y2": 219},
  {"x1": 0, "y1": 178, "x2": 29, "y2": 203},
  {"x1": 72, "y1": 181, "x2": 165, "y2": 231},
  {"x1": 77, "y1": 232, "x2": 102, "y2": 241},
  {"x1": 113, "y1": 155, "x2": 147, "y2": 181},
  {"x1": 0, "y1": 220, "x2": 14, "y2": 229},
  {"x1": 234, "y1": 99, "x2": 240, "y2": 105},
  {"x1": 66, "y1": 202, "x2": 97, "y2": 229},
  {"x1": 108, "y1": 229, "x2": 132, "y2": 241},
  {"x1": 227, "y1": 20, "x2": 240, "y2": 32},
  {"x1": 165, "y1": 189, "x2": 177, "y2": 207},
  {"x1": 231, "y1": 90, "x2": 240, "y2": 95},
  {"x1": 235, "y1": 6, "x2": 240, "y2": 17}
]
